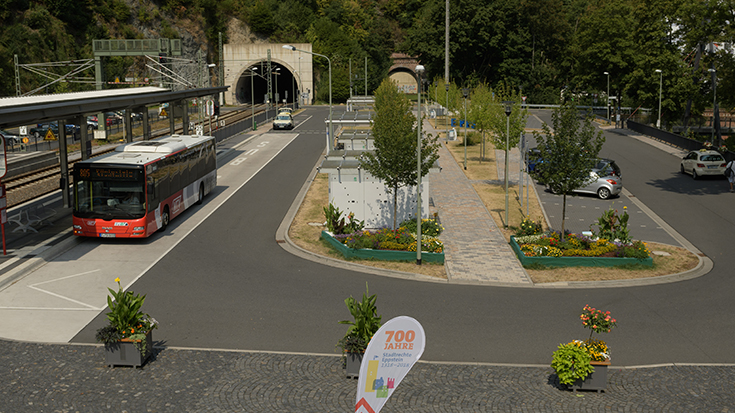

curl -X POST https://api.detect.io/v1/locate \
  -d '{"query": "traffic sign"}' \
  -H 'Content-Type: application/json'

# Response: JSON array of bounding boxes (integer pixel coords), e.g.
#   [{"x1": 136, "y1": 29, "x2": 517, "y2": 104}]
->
[
  {"x1": 44, "y1": 129, "x2": 57, "y2": 141},
  {"x1": 206, "y1": 100, "x2": 215, "y2": 116}
]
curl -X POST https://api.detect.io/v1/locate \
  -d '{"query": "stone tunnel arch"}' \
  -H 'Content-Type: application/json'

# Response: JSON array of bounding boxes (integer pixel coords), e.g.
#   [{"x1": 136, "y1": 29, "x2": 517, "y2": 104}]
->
[
  {"x1": 223, "y1": 43, "x2": 314, "y2": 107},
  {"x1": 388, "y1": 67, "x2": 420, "y2": 94},
  {"x1": 233, "y1": 60, "x2": 301, "y2": 106}
]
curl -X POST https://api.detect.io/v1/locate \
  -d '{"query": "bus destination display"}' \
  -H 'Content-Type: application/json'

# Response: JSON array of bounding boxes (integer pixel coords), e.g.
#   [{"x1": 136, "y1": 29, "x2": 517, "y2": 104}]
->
[{"x1": 78, "y1": 168, "x2": 140, "y2": 180}]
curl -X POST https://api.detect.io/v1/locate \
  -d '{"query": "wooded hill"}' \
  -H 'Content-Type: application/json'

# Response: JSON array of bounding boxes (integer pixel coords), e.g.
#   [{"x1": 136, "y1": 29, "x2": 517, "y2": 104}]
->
[{"x1": 1, "y1": 0, "x2": 732, "y2": 125}]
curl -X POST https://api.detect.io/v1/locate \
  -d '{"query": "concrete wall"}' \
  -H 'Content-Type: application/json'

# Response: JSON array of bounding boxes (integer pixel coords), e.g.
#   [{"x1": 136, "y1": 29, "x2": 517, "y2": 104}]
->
[
  {"x1": 222, "y1": 43, "x2": 314, "y2": 106},
  {"x1": 327, "y1": 169, "x2": 430, "y2": 229}
]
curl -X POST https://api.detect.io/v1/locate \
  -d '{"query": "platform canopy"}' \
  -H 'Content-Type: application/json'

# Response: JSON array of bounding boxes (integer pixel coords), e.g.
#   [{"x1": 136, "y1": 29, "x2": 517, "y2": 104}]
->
[{"x1": 0, "y1": 86, "x2": 227, "y2": 128}]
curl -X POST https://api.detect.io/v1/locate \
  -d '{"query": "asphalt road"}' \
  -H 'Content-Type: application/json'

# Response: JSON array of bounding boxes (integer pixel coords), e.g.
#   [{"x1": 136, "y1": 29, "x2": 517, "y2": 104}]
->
[{"x1": 72, "y1": 107, "x2": 735, "y2": 367}]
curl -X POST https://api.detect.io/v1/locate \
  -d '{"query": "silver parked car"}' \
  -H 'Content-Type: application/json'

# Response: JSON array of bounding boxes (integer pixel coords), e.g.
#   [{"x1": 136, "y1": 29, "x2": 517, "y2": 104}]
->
[{"x1": 547, "y1": 159, "x2": 623, "y2": 199}]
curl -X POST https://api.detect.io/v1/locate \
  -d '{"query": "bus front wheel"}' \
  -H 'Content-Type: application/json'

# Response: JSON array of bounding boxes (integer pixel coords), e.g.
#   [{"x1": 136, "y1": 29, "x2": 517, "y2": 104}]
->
[{"x1": 160, "y1": 206, "x2": 170, "y2": 231}]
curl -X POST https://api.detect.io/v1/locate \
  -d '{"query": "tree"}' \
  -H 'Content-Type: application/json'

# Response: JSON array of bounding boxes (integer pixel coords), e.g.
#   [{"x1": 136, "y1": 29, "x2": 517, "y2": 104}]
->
[
  {"x1": 485, "y1": 84, "x2": 528, "y2": 152},
  {"x1": 467, "y1": 83, "x2": 494, "y2": 159},
  {"x1": 533, "y1": 100, "x2": 605, "y2": 240},
  {"x1": 360, "y1": 78, "x2": 440, "y2": 229}
]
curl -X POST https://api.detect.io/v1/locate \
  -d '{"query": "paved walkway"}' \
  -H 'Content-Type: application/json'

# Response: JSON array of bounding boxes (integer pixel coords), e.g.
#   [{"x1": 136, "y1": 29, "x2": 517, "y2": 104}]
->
[
  {"x1": 431, "y1": 142, "x2": 531, "y2": 284},
  {"x1": 0, "y1": 120, "x2": 729, "y2": 411},
  {"x1": 2, "y1": 340, "x2": 734, "y2": 412}
]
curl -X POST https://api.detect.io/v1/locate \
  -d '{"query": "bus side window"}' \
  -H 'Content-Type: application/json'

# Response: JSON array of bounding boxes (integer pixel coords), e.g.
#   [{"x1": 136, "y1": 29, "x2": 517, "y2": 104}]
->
[{"x1": 147, "y1": 177, "x2": 157, "y2": 212}]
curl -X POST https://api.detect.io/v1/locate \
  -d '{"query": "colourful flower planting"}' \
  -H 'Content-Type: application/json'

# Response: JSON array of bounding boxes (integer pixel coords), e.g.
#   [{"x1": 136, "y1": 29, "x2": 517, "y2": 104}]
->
[
  {"x1": 333, "y1": 226, "x2": 444, "y2": 254},
  {"x1": 514, "y1": 232, "x2": 650, "y2": 259}
]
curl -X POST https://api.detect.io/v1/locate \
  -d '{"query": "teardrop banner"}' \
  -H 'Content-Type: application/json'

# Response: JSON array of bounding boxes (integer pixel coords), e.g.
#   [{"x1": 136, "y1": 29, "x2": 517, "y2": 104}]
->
[{"x1": 355, "y1": 316, "x2": 426, "y2": 413}]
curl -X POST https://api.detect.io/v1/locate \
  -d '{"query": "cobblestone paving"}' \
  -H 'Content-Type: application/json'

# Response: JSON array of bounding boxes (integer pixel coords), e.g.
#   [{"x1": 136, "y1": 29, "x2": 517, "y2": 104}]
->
[
  {"x1": 430, "y1": 143, "x2": 531, "y2": 284},
  {"x1": 2, "y1": 340, "x2": 734, "y2": 412}
]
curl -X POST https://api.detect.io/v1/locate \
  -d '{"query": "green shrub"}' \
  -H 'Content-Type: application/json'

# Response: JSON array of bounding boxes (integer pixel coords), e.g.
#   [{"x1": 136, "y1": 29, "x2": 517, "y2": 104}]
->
[
  {"x1": 399, "y1": 218, "x2": 444, "y2": 237},
  {"x1": 551, "y1": 341, "x2": 594, "y2": 386},
  {"x1": 591, "y1": 207, "x2": 631, "y2": 243},
  {"x1": 515, "y1": 218, "x2": 542, "y2": 236},
  {"x1": 337, "y1": 283, "x2": 381, "y2": 354},
  {"x1": 323, "y1": 203, "x2": 364, "y2": 235}
]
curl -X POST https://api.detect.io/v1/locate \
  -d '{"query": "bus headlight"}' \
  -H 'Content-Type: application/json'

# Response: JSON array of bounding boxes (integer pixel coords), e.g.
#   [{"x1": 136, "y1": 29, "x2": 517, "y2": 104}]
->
[
  {"x1": 133, "y1": 226, "x2": 145, "y2": 231},
  {"x1": 73, "y1": 225, "x2": 82, "y2": 230}
]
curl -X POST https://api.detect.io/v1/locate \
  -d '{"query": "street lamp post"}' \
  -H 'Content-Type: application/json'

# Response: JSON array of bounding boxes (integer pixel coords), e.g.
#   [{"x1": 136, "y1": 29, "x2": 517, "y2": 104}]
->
[
  {"x1": 708, "y1": 68, "x2": 717, "y2": 143},
  {"x1": 655, "y1": 69, "x2": 662, "y2": 128},
  {"x1": 445, "y1": 83, "x2": 449, "y2": 140},
  {"x1": 251, "y1": 67, "x2": 258, "y2": 131},
  {"x1": 604, "y1": 71, "x2": 610, "y2": 124},
  {"x1": 503, "y1": 101, "x2": 513, "y2": 228},
  {"x1": 284, "y1": 45, "x2": 332, "y2": 154},
  {"x1": 462, "y1": 88, "x2": 469, "y2": 170},
  {"x1": 415, "y1": 65, "x2": 425, "y2": 265},
  {"x1": 273, "y1": 67, "x2": 281, "y2": 112}
]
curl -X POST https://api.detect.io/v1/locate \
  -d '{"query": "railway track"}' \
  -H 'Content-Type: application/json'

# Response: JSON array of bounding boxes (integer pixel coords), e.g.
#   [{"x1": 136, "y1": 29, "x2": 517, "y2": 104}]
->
[{"x1": 5, "y1": 105, "x2": 267, "y2": 208}]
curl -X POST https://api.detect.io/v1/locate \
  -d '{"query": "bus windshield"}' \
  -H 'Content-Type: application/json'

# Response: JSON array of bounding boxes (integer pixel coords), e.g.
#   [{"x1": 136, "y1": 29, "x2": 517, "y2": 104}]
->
[{"x1": 74, "y1": 170, "x2": 145, "y2": 219}]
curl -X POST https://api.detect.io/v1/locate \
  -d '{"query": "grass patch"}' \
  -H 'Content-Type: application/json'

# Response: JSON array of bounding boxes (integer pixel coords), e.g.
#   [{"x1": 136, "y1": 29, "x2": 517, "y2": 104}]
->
[
  {"x1": 443, "y1": 129, "x2": 700, "y2": 284},
  {"x1": 525, "y1": 242, "x2": 699, "y2": 283},
  {"x1": 288, "y1": 173, "x2": 446, "y2": 279},
  {"x1": 287, "y1": 122, "x2": 700, "y2": 284}
]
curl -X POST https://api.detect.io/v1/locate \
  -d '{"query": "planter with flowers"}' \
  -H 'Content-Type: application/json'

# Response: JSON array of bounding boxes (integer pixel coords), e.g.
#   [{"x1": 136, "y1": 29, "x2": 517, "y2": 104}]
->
[
  {"x1": 336, "y1": 283, "x2": 382, "y2": 378},
  {"x1": 95, "y1": 278, "x2": 158, "y2": 368},
  {"x1": 510, "y1": 209, "x2": 652, "y2": 268},
  {"x1": 321, "y1": 204, "x2": 445, "y2": 263},
  {"x1": 551, "y1": 305, "x2": 618, "y2": 392}
]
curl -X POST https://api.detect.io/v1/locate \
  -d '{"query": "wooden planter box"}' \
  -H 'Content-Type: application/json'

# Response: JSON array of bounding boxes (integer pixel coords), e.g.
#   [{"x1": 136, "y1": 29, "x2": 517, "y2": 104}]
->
[
  {"x1": 510, "y1": 236, "x2": 652, "y2": 268},
  {"x1": 572, "y1": 360, "x2": 610, "y2": 393},
  {"x1": 345, "y1": 352, "x2": 363, "y2": 379},
  {"x1": 322, "y1": 231, "x2": 445, "y2": 264},
  {"x1": 104, "y1": 330, "x2": 153, "y2": 368}
]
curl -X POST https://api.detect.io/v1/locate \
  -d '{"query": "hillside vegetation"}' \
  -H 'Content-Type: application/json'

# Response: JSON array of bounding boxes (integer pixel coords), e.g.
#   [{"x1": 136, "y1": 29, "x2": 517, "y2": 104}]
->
[{"x1": 1, "y1": 0, "x2": 733, "y2": 123}]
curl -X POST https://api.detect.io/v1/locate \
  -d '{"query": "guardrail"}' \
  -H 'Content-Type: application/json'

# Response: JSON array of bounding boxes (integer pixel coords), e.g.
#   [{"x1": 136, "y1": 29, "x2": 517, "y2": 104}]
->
[{"x1": 627, "y1": 119, "x2": 734, "y2": 162}]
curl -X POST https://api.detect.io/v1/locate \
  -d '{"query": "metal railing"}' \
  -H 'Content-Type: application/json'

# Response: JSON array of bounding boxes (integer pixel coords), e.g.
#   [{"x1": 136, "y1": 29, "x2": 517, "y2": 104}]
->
[{"x1": 627, "y1": 119, "x2": 734, "y2": 162}]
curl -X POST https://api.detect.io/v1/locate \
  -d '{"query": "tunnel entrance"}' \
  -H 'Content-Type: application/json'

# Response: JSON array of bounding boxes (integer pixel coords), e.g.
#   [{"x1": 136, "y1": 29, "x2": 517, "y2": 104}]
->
[{"x1": 234, "y1": 62, "x2": 298, "y2": 106}]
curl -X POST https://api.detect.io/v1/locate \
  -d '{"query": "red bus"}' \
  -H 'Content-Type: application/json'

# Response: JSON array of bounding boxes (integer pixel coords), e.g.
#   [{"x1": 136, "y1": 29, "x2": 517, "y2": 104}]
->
[{"x1": 72, "y1": 134, "x2": 217, "y2": 238}]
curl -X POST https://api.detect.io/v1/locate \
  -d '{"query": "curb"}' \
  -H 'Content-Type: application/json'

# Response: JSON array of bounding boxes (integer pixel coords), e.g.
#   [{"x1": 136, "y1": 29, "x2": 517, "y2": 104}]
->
[
  {"x1": 275, "y1": 159, "x2": 447, "y2": 284},
  {"x1": 276, "y1": 130, "x2": 712, "y2": 289}
]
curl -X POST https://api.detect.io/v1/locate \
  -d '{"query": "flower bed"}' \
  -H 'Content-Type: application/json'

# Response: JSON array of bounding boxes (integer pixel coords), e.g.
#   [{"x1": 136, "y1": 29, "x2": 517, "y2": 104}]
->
[
  {"x1": 322, "y1": 230, "x2": 445, "y2": 264},
  {"x1": 510, "y1": 234, "x2": 652, "y2": 268}
]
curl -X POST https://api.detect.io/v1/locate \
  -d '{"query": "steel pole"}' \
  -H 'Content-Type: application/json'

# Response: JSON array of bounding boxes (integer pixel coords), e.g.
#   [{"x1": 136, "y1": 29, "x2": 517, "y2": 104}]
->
[
  {"x1": 251, "y1": 69, "x2": 255, "y2": 130},
  {"x1": 656, "y1": 70, "x2": 662, "y2": 128},
  {"x1": 463, "y1": 96, "x2": 467, "y2": 169},
  {"x1": 416, "y1": 71, "x2": 423, "y2": 265},
  {"x1": 605, "y1": 72, "x2": 610, "y2": 123},
  {"x1": 505, "y1": 114, "x2": 509, "y2": 228}
]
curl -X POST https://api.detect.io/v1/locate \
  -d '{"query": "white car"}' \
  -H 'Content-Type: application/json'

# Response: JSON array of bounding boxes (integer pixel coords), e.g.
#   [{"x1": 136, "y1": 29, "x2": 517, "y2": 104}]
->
[
  {"x1": 278, "y1": 107, "x2": 293, "y2": 115},
  {"x1": 273, "y1": 114, "x2": 294, "y2": 130},
  {"x1": 680, "y1": 150, "x2": 726, "y2": 179}
]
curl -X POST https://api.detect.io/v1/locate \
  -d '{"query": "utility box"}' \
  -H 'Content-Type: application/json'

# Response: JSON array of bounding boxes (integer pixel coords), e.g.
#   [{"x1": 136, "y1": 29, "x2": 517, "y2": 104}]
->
[{"x1": 320, "y1": 150, "x2": 437, "y2": 228}]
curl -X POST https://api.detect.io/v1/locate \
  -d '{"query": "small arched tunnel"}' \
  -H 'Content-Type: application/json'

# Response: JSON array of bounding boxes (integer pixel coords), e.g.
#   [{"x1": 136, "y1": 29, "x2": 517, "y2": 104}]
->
[
  {"x1": 388, "y1": 68, "x2": 419, "y2": 94},
  {"x1": 235, "y1": 63, "x2": 298, "y2": 105}
]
